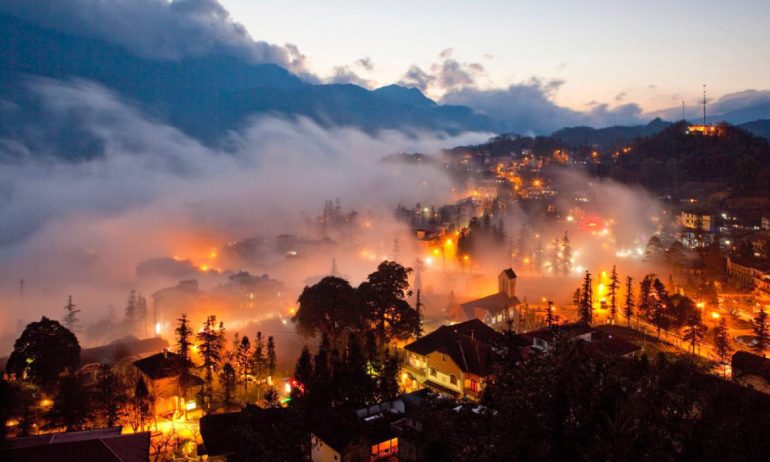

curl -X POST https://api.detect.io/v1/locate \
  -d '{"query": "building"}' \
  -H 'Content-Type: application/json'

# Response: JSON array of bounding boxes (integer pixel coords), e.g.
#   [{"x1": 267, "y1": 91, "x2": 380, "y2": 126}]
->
[
  {"x1": 679, "y1": 209, "x2": 716, "y2": 233},
  {"x1": 732, "y1": 351, "x2": 770, "y2": 394},
  {"x1": 132, "y1": 350, "x2": 203, "y2": 419},
  {"x1": 403, "y1": 319, "x2": 503, "y2": 400},
  {"x1": 0, "y1": 427, "x2": 150, "y2": 462},
  {"x1": 455, "y1": 268, "x2": 521, "y2": 330},
  {"x1": 726, "y1": 256, "x2": 770, "y2": 302},
  {"x1": 312, "y1": 390, "x2": 429, "y2": 462},
  {"x1": 514, "y1": 323, "x2": 641, "y2": 358}
]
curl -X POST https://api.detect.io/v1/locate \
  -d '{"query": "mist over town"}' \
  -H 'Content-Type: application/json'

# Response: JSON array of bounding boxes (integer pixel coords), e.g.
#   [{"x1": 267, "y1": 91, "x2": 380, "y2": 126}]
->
[{"x1": 2, "y1": 1, "x2": 770, "y2": 461}]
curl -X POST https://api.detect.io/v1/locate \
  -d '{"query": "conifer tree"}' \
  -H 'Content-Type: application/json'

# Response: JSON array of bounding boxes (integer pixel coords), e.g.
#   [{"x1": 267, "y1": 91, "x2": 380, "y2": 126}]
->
[
  {"x1": 220, "y1": 362, "x2": 237, "y2": 411},
  {"x1": 197, "y1": 315, "x2": 224, "y2": 412},
  {"x1": 578, "y1": 271, "x2": 593, "y2": 324},
  {"x1": 545, "y1": 300, "x2": 555, "y2": 327},
  {"x1": 608, "y1": 265, "x2": 620, "y2": 323},
  {"x1": 682, "y1": 310, "x2": 705, "y2": 355},
  {"x1": 175, "y1": 314, "x2": 194, "y2": 405},
  {"x1": 267, "y1": 335, "x2": 277, "y2": 380},
  {"x1": 236, "y1": 335, "x2": 251, "y2": 395},
  {"x1": 623, "y1": 276, "x2": 635, "y2": 326},
  {"x1": 753, "y1": 308, "x2": 769, "y2": 356},
  {"x1": 713, "y1": 317, "x2": 732, "y2": 377},
  {"x1": 561, "y1": 232, "x2": 572, "y2": 275}
]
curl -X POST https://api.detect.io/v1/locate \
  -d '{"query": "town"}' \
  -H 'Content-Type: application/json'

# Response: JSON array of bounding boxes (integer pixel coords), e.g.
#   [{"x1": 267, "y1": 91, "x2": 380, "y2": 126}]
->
[
  {"x1": 3, "y1": 1, "x2": 770, "y2": 461},
  {"x1": 3, "y1": 117, "x2": 770, "y2": 461}
]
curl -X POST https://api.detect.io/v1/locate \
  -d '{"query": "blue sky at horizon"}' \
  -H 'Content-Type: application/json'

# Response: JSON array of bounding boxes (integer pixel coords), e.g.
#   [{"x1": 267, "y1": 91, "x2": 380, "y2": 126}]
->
[{"x1": 222, "y1": 0, "x2": 770, "y2": 112}]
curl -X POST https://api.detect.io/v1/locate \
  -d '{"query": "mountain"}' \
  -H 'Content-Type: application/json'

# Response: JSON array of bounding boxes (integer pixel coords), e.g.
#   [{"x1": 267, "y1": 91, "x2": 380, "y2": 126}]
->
[
  {"x1": 739, "y1": 119, "x2": 770, "y2": 139},
  {"x1": 372, "y1": 85, "x2": 437, "y2": 109},
  {"x1": 0, "y1": 13, "x2": 499, "y2": 158},
  {"x1": 550, "y1": 118, "x2": 672, "y2": 150}
]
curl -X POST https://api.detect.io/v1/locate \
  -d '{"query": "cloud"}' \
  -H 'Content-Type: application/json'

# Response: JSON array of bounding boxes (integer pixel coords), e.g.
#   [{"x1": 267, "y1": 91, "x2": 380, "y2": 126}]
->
[
  {"x1": 327, "y1": 66, "x2": 373, "y2": 88},
  {"x1": 647, "y1": 89, "x2": 770, "y2": 123},
  {"x1": 441, "y1": 78, "x2": 644, "y2": 134},
  {"x1": 0, "y1": 0, "x2": 308, "y2": 72},
  {"x1": 399, "y1": 51, "x2": 485, "y2": 95},
  {"x1": 0, "y1": 77, "x2": 490, "y2": 336},
  {"x1": 355, "y1": 57, "x2": 374, "y2": 71}
]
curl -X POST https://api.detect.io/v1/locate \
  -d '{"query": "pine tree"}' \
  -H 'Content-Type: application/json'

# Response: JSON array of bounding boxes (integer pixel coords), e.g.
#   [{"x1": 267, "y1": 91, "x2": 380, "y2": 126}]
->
[
  {"x1": 175, "y1": 314, "x2": 194, "y2": 405},
  {"x1": 131, "y1": 376, "x2": 152, "y2": 431},
  {"x1": 638, "y1": 276, "x2": 653, "y2": 318},
  {"x1": 220, "y1": 362, "x2": 237, "y2": 411},
  {"x1": 578, "y1": 271, "x2": 593, "y2": 324},
  {"x1": 753, "y1": 309, "x2": 769, "y2": 356},
  {"x1": 236, "y1": 335, "x2": 251, "y2": 395},
  {"x1": 713, "y1": 318, "x2": 732, "y2": 377},
  {"x1": 681, "y1": 311, "x2": 705, "y2": 355},
  {"x1": 62, "y1": 295, "x2": 81, "y2": 332},
  {"x1": 267, "y1": 336, "x2": 277, "y2": 380},
  {"x1": 125, "y1": 290, "x2": 138, "y2": 331},
  {"x1": 651, "y1": 278, "x2": 668, "y2": 337},
  {"x1": 608, "y1": 265, "x2": 620, "y2": 324},
  {"x1": 292, "y1": 346, "x2": 313, "y2": 400},
  {"x1": 253, "y1": 332, "x2": 267, "y2": 398},
  {"x1": 545, "y1": 300, "x2": 555, "y2": 327},
  {"x1": 94, "y1": 364, "x2": 126, "y2": 427},
  {"x1": 415, "y1": 289, "x2": 425, "y2": 338},
  {"x1": 197, "y1": 315, "x2": 224, "y2": 413},
  {"x1": 623, "y1": 276, "x2": 635, "y2": 326}
]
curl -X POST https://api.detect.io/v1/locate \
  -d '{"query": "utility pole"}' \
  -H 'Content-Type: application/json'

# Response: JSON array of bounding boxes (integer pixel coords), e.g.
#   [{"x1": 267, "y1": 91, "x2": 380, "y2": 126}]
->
[{"x1": 703, "y1": 84, "x2": 707, "y2": 126}]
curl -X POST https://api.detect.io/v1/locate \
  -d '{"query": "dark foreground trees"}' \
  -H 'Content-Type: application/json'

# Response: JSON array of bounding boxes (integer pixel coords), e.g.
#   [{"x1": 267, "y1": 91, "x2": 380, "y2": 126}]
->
[
  {"x1": 6, "y1": 317, "x2": 81, "y2": 391},
  {"x1": 419, "y1": 341, "x2": 770, "y2": 462}
]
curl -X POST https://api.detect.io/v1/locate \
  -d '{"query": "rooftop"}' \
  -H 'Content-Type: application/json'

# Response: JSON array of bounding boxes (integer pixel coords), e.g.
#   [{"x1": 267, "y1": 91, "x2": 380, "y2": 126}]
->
[{"x1": 1, "y1": 427, "x2": 150, "y2": 462}]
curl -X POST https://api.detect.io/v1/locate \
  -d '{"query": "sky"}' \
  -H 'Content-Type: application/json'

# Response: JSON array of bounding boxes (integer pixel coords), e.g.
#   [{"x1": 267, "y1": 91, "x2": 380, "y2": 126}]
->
[{"x1": 221, "y1": 0, "x2": 770, "y2": 112}]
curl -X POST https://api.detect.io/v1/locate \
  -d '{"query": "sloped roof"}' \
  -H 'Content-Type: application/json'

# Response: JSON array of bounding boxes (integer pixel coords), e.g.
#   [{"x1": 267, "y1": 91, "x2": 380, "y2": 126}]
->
[
  {"x1": 405, "y1": 319, "x2": 502, "y2": 356},
  {"x1": 518, "y1": 322, "x2": 593, "y2": 344},
  {"x1": 460, "y1": 292, "x2": 520, "y2": 320},
  {"x1": 437, "y1": 335, "x2": 499, "y2": 376},
  {"x1": 133, "y1": 351, "x2": 202, "y2": 385},
  {"x1": 733, "y1": 351, "x2": 770, "y2": 382},
  {"x1": 1, "y1": 427, "x2": 150, "y2": 462},
  {"x1": 501, "y1": 268, "x2": 517, "y2": 279},
  {"x1": 80, "y1": 337, "x2": 169, "y2": 366}
]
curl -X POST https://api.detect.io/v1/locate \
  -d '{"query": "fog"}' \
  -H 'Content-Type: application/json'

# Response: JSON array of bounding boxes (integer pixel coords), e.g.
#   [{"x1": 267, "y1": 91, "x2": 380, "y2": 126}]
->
[{"x1": 0, "y1": 78, "x2": 669, "y2": 361}]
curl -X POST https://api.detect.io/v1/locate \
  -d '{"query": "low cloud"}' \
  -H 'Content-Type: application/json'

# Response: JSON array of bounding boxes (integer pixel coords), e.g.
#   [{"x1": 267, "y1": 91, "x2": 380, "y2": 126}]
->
[
  {"x1": 442, "y1": 78, "x2": 644, "y2": 134},
  {"x1": 399, "y1": 50, "x2": 485, "y2": 94},
  {"x1": 0, "y1": 0, "x2": 308, "y2": 73}
]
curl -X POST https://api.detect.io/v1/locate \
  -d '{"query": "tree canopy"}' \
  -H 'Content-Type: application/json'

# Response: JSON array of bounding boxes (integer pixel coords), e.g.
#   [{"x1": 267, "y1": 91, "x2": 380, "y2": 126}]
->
[{"x1": 6, "y1": 317, "x2": 80, "y2": 390}]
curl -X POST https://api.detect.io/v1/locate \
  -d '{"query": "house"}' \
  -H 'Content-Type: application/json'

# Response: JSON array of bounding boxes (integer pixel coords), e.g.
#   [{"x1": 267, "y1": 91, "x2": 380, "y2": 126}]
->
[
  {"x1": 0, "y1": 426, "x2": 150, "y2": 462},
  {"x1": 132, "y1": 350, "x2": 203, "y2": 419},
  {"x1": 312, "y1": 390, "x2": 430, "y2": 462},
  {"x1": 732, "y1": 351, "x2": 770, "y2": 394},
  {"x1": 403, "y1": 319, "x2": 503, "y2": 400},
  {"x1": 456, "y1": 268, "x2": 521, "y2": 330},
  {"x1": 514, "y1": 323, "x2": 641, "y2": 358}
]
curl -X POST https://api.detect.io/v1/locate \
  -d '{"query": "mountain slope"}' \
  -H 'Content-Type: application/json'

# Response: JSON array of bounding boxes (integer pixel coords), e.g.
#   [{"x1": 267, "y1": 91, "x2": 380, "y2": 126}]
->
[{"x1": 0, "y1": 13, "x2": 499, "y2": 157}]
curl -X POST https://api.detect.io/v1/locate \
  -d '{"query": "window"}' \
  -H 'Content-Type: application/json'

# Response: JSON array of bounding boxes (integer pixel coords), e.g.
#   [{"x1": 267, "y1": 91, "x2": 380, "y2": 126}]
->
[
  {"x1": 430, "y1": 367, "x2": 437, "y2": 377},
  {"x1": 450, "y1": 374, "x2": 458, "y2": 386},
  {"x1": 470, "y1": 379, "x2": 479, "y2": 392},
  {"x1": 441, "y1": 354, "x2": 447, "y2": 362}
]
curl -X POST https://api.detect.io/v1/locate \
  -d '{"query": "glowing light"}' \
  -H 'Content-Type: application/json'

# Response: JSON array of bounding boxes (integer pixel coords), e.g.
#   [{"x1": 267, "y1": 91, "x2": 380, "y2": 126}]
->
[
  {"x1": 696, "y1": 302, "x2": 705, "y2": 309},
  {"x1": 445, "y1": 239, "x2": 453, "y2": 246},
  {"x1": 209, "y1": 251, "x2": 217, "y2": 259},
  {"x1": 711, "y1": 312, "x2": 720, "y2": 319},
  {"x1": 199, "y1": 265, "x2": 209, "y2": 271},
  {"x1": 40, "y1": 399, "x2": 53, "y2": 408},
  {"x1": 284, "y1": 382, "x2": 292, "y2": 394},
  {"x1": 566, "y1": 215, "x2": 574, "y2": 222},
  {"x1": 463, "y1": 255, "x2": 470, "y2": 262},
  {"x1": 433, "y1": 248, "x2": 440, "y2": 256},
  {"x1": 155, "y1": 322, "x2": 161, "y2": 336},
  {"x1": 425, "y1": 257, "x2": 434, "y2": 266},
  {"x1": 185, "y1": 401, "x2": 197, "y2": 411},
  {"x1": 288, "y1": 307, "x2": 296, "y2": 315},
  {"x1": 401, "y1": 372, "x2": 408, "y2": 382}
]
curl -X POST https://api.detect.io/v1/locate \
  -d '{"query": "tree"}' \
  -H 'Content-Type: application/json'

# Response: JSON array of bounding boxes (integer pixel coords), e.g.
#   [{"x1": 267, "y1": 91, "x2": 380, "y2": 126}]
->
[
  {"x1": 62, "y1": 295, "x2": 81, "y2": 332},
  {"x1": 638, "y1": 276, "x2": 653, "y2": 318},
  {"x1": 128, "y1": 376, "x2": 153, "y2": 432},
  {"x1": 623, "y1": 276, "x2": 635, "y2": 326},
  {"x1": 175, "y1": 314, "x2": 195, "y2": 404},
  {"x1": 379, "y1": 349, "x2": 400, "y2": 401},
  {"x1": 136, "y1": 293, "x2": 148, "y2": 338},
  {"x1": 294, "y1": 276, "x2": 361, "y2": 347},
  {"x1": 545, "y1": 301, "x2": 555, "y2": 327},
  {"x1": 578, "y1": 271, "x2": 593, "y2": 324},
  {"x1": 94, "y1": 364, "x2": 127, "y2": 427},
  {"x1": 358, "y1": 261, "x2": 421, "y2": 347},
  {"x1": 651, "y1": 278, "x2": 669, "y2": 337},
  {"x1": 263, "y1": 387, "x2": 280, "y2": 408},
  {"x1": 713, "y1": 318, "x2": 732, "y2": 377},
  {"x1": 267, "y1": 336, "x2": 277, "y2": 381},
  {"x1": 6, "y1": 317, "x2": 81, "y2": 391},
  {"x1": 681, "y1": 311, "x2": 706, "y2": 355},
  {"x1": 608, "y1": 266, "x2": 620, "y2": 324},
  {"x1": 220, "y1": 362, "x2": 237, "y2": 411},
  {"x1": 197, "y1": 315, "x2": 225, "y2": 413},
  {"x1": 292, "y1": 346, "x2": 313, "y2": 401},
  {"x1": 236, "y1": 335, "x2": 251, "y2": 395},
  {"x1": 45, "y1": 374, "x2": 92, "y2": 431},
  {"x1": 252, "y1": 332, "x2": 267, "y2": 398},
  {"x1": 125, "y1": 290, "x2": 138, "y2": 332},
  {"x1": 753, "y1": 309, "x2": 769, "y2": 356},
  {"x1": 415, "y1": 289, "x2": 425, "y2": 338}
]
